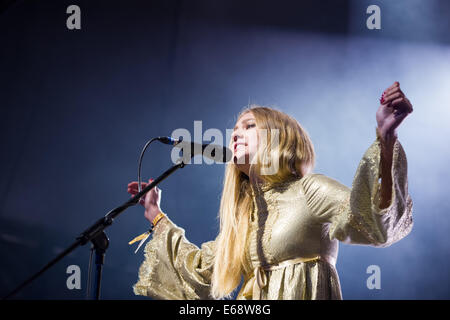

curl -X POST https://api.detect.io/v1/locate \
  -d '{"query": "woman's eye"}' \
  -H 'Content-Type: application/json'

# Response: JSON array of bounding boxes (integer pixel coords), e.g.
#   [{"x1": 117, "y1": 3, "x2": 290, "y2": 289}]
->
[{"x1": 246, "y1": 123, "x2": 256, "y2": 129}]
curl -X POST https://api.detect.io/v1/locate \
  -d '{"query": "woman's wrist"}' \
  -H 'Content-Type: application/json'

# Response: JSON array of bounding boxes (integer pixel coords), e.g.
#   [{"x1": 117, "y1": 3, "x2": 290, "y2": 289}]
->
[
  {"x1": 152, "y1": 211, "x2": 166, "y2": 228},
  {"x1": 376, "y1": 127, "x2": 396, "y2": 209},
  {"x1": 376, "y1": 126, "x2": 397, "y2": 144},
  {"x1": 376, "y1": 127, "x2": 396, "y2": 157}
]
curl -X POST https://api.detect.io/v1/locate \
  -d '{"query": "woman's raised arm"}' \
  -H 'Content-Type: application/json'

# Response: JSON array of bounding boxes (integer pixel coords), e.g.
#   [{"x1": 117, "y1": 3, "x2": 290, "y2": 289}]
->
[{"x1": 301, "y1": 134, "x2": 413, "y2": 247}]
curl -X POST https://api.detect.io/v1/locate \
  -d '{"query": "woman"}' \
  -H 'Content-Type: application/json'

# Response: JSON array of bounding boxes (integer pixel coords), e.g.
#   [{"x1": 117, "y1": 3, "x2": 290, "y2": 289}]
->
[{"x1": 128, "y1": 81, "x2": 414, "y2": 300}]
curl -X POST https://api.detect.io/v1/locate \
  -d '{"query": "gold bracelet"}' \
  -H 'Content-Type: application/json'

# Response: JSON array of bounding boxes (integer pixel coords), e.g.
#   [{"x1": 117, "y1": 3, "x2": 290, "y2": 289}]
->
[{"x1": 152, "y1": 211, "x2": 166, "y2": 227}]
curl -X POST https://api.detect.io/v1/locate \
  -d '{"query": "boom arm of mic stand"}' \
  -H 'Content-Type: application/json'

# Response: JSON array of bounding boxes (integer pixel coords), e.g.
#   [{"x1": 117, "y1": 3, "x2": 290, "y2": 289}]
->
[{"x1": 2, "y1": 158, "x2": 187, "y2": 300}]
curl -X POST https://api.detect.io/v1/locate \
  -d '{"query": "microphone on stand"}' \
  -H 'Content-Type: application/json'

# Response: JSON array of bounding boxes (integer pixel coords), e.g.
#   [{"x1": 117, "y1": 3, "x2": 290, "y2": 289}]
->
[{"x1": 156, "y1": 136, "x2": 232, "y2": 163}]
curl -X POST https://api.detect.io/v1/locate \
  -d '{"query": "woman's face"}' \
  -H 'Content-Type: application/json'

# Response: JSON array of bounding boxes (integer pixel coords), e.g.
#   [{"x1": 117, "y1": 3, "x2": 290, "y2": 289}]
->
[{"x1": 231, "y1": 111, "x2": 259, "y2": 176}]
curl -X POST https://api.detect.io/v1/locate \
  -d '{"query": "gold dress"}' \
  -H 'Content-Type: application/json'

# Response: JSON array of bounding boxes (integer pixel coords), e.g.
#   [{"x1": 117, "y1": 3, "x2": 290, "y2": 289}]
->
[{"x1": 133, "y1": 137, "x2": 413, "y2": 300}]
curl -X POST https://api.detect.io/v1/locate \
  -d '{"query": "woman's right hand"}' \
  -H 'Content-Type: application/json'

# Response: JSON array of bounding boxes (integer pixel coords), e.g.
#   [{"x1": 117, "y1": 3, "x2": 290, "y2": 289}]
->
[{"x1": 127, "y1": 179, "x2": 163, "y2": 223}]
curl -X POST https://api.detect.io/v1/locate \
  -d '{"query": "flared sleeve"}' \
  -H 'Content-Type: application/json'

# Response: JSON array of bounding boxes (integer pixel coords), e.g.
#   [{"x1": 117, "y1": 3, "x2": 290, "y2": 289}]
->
[
  {"x1": 133, "y1": 215, "x2": 216, "y2": 299},
  {"x1": 301, "y1": 137, "x2": 413, "y2": 247}
]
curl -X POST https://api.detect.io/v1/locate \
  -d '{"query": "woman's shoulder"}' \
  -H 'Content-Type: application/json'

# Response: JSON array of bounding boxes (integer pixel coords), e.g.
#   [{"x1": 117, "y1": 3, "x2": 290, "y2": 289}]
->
[
  {"x1": 268, "y1": 173, "x2": 347, "y2": 196},
  {"x1": 298, "y1": 172, "x2": 326, "y2": 187},
  {"x1": 298, "y1": 172, "x2": 349, "y2": 195}
]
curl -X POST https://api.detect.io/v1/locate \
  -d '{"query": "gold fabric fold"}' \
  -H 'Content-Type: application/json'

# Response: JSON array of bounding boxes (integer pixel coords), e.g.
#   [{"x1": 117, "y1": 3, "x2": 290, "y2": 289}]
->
[
  {"x1": 133, "y1": 216, "x2": 217, "y2": 299},
  {"x1": 241, "y1": 255, "x2": 322, "y2": 300}
]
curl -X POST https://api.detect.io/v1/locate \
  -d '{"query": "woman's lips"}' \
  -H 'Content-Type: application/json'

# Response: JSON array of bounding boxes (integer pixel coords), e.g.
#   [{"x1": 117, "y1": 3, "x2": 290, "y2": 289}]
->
[{"x1": 234, "y1": 143, "x2": 246, "y2": 151}]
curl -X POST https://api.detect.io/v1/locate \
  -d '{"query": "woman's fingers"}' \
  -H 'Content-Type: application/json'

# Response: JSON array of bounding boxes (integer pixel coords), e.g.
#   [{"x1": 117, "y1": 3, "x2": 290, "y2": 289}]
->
[
  {"x1": 127, "y1": 179, "x2": 160, "y2": 208},
  {"x1": 127, "y1": 182, "x2": 149, "y2": 195},
  {"x1": 128, "y1": 181, "x2": 148, "y2": 189},
  {"x1": 386, "y1": 88, "x2": 404, "y2": 99},
  {"x1": 128, "y1": 181, "x2": 149, "y2": 186},
  {"x1": 384, "y1": 91, "x2": 403, "y2": 103},
  {"x1": 391, "y1": 97, "x2": 413, "y2": 113},
  {"x1": 383, "y1": 81, "x2": 404, "y2": 101},
  {"x1": 392, "y1": 97, "x2": 409, "y2": 115},
  {"x1": 127, "y1": 186, "x2": 140, "y2": 195},
  {"x1": 385, "y1": 86, "x2": 404, "y2": 98},
  {"x1": 383, "y1": 83, "x2": 412, "y2": 113},
  {"x1": 387, "y1": 81, "x2": 400, "y2": 92},
  {"x1": 382, "y1": 81, "x2": 401, "y2": 99},
  {"x1": 128, "y1": 186, "x2": 145, "y2": 194},
  {"x1": 146, "y1": 186, "x2": 158, "y2": 204}
]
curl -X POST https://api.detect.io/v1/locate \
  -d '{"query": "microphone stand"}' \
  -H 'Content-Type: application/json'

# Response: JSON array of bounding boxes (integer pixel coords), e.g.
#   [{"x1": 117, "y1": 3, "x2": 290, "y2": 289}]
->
[
  {"x1": 3, "y1": 158, "x2": 186, "y2": 300},
  {"x1": 86, "y1": 231, "x2": 109, "y2": 300}
]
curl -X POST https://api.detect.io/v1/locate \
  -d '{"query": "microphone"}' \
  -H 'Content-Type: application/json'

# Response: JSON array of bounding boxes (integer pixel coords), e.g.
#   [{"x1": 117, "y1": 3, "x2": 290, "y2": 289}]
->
[{"x1": 156, "y1": 136, "x2": 232, "y2": 163}]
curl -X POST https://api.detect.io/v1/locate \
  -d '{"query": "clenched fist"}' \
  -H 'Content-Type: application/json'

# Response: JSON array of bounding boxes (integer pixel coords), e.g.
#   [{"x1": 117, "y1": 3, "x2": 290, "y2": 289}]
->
[
  {"x1": 127, "y1": 179, "x2": 163, "y2": 224},
  {"x1": 376, "y1": 81, "x2": 413, "y2": 140}
]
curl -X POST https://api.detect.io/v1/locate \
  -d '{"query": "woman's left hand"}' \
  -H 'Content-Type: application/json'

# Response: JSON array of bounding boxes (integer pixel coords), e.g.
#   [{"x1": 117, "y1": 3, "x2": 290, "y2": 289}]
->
[{"x1": 376, "y1": 81, "x2": 413, "y2": 140}]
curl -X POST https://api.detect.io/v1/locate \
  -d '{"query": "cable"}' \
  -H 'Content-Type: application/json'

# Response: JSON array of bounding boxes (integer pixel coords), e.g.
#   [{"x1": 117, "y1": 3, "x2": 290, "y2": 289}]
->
[
  {"x1": 137, "y1": 138, "x2": 159, "y2": 196},
  {"x1": 137, "y1": 136, "x2": 181, "y2": 194}
]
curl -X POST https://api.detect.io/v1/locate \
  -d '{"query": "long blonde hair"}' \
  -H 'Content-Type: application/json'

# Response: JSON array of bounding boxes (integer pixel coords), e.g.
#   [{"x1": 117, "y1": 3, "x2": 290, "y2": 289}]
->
[{"x1": 210, "y1": 105, "x2": 316, "y2": 299}]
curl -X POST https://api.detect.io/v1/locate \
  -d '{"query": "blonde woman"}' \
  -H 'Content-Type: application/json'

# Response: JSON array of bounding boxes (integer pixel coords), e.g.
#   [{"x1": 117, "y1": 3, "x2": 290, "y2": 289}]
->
[{"x1": 127, "y1": 81, "x2": 414, "y2": 300}]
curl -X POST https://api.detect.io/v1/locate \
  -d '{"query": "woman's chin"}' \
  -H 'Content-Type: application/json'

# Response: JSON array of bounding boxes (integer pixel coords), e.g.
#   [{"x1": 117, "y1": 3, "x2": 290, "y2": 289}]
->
[{"x1": 233, "y1": 152, "x2": 248, "y2": 165}]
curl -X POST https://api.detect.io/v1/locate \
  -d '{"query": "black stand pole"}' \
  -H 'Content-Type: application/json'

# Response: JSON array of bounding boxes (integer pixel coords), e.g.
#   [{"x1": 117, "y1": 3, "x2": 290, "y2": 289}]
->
[
  {"x1": 91, "y1": 231, "x2": 109, "y2": 300},
  {"x1": 3, "y1": 158, "x2": 186, "y2": 300}
]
